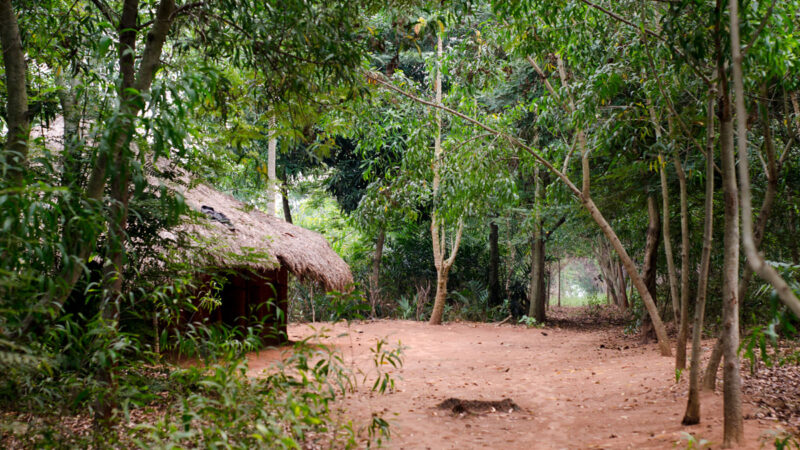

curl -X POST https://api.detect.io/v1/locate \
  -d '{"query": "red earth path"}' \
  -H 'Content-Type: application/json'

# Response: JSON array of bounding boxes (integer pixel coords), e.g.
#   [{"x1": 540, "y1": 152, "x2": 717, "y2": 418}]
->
[{"x1": 248, "y1": 315, "x2": 783, "y2": 449}]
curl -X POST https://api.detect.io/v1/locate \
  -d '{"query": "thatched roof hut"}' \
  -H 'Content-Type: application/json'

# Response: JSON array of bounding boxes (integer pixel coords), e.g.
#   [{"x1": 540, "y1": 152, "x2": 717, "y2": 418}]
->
[
  {"x1": 170, "y1": 177, "x2": 353, "y2": 292},
  {"x1": 31, "y1": 119, "x2": 351, "y2": 343},
  {"x1": 156, "y1": 168, "x2": 353, "y2": 343}
]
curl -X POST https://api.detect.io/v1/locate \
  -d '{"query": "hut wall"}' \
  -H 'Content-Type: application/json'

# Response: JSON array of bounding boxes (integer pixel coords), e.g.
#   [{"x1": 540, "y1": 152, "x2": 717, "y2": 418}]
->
[{"x1": 188, "y1": 267, "x2": 289, "y2": 345}]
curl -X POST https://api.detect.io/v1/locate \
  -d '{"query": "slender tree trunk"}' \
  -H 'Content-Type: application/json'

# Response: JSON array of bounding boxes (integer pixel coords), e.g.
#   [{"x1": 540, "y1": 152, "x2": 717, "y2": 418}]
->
[
  {"x1": 529, "y1": 235, "x2": 546, "y2": 320},
  {"x1": 529, "y1": 166, "x2": 546, "y2": 322},
  {"x1": 504, "y1": 218, "x2": 515, "y2": 298},
  {"x1": 430, "y1": 268, "x2": 450, "y2": 324},
  {"x1": 369, "y1": 226, "x2": 385, "y2": 317},
  {"x1": 281, "y1": 181, "x2": 293, "y2": 223},
  {"x1": 0, "y1": 0, "x2": 29, "y2": 184},
  {"x1": 544, "y1": 263, "x2": 550, "y2": 309},
  {"x1": 718, "y1": 51, "x2": 744, "y2": 447},
  {"x1": 683, "y1": 90, "x2": 716, "y2": 425},
  {"x1": 55, "y1": 73, "x2": 84, "y2": 279},
  {"x1": 675, "y1": 155, "x2": 691, "y2": 370},
  {"x1": 721, "y1": 114, "x2": 743, "y2": 445},
  {"x1": 557, "y1": 257, "x2": 562, "y2": 307},
  {"x1": 617, "y1": 260, "x2": 628, "y2": 309},
  {"x1": 94, "y1": 0, "x2": 139, "y2": 425},
  {"x1": 704, "y1": 337, "x2": 724, "y2": 391},
  {"x1": 267, "y1": 114, "x2": 278, "y2": 216},
  {"x1": 56, "y1": 72, "x2": 83, "y2": 188},
  {"x1": 649, "y1": 103, "x2": 680, "y2": 325},
  {"x1": 428, "y1": 30, "x2": 464, "y2": 325},
  {"x1": 93, "y1": 0, "x2": 177, "y2": 427},
  {"x1": 640, "y1": 194, "x2": 661, "y2": 342},
  {"x1": 488, "y1": 219, "x2": 501, "y2": 307}
]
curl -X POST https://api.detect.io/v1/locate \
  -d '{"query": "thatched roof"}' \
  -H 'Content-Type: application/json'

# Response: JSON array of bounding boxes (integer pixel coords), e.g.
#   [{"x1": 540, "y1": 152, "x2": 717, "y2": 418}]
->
[
  {"x1": 29, "y1": 118, "x2": 352, "y2": 291},
  {"x1": 168, "y1": 176, "x2": 353, "y2": 291}
]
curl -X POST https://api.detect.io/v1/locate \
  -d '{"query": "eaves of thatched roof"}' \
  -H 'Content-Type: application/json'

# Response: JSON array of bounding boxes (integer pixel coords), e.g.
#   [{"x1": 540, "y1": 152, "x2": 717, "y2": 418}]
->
[{"x1": 168, "y1": 176, "x2": 353, "y2": 292}]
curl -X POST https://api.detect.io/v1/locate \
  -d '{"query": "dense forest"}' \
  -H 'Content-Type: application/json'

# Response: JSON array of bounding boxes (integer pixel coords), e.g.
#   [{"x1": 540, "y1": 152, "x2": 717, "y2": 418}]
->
[{"x1": 1, "y1": 0, "x2": 799, "y2": 447}]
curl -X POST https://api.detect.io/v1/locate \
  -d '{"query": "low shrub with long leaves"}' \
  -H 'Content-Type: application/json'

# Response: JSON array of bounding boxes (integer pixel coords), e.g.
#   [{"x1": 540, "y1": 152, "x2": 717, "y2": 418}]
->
[{"x1": 2, "y1": 325, "x2": 401, "y2": 448}]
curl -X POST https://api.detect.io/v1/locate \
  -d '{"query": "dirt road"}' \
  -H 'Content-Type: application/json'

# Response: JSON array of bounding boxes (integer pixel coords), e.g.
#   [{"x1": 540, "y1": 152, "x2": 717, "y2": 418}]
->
[{"x1": 249, "y1": 319, "x2": 780, "y2": 449}]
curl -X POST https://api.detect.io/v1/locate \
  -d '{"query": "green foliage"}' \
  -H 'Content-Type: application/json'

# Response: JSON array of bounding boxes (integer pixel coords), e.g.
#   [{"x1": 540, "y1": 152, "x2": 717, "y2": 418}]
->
[
  {"x1": 2, "y1": 328, "x2": 400, "y2": 448},
  {"x1": 518, "y1": 315, "x2": 544, "y2": 329},
  {"x1": 679, "y1": 432, "x2": 712, "y2": 449},
  {"x1": 396, "y1": 296, "x2": 416, "y2": 320},
  {"x1": 289, "y1": 282, "x2": 371, "y2": 323},
  {"x1": 764, "y1": 429, "x2": 800, "y2": 450},
  {"x1": 366, "y1": 338, "x2": 405, "y2": 394},
  {"x1": 742, "y1": 287, "x2": 800, "y2": 372}
]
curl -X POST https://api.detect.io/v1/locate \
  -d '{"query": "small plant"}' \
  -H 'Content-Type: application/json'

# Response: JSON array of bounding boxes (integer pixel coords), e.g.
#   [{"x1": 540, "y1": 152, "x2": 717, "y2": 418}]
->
[
  {"x1": 761, "y1": 428, "x2": 800, "y2": 450},
  {"x1": 675, "y1": 367, "x2": 684, "y2": 383},
  {"x1": 364, "y1": 338, "x2": 405, "y2": 394},
  {"x1": 518, "y1": 315, "x2": 543, "y2": 329},
  {"x1": 679, "y1": 431, "x2": 712, "y2": 449},
  {"x1": 396, "y1": 296, "x2": 415, "y2": 320}
]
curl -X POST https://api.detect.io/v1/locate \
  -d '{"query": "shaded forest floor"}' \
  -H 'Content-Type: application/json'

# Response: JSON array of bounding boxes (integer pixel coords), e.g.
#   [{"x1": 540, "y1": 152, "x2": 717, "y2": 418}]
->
[{"x1": 249, "y1": 307, "x2": 797, "y2": 449}]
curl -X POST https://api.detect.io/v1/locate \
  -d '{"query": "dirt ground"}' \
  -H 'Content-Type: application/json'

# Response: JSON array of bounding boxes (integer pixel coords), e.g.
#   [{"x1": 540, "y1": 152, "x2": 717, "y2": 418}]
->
[{"x1": 247, "y1": 315, "x2": 788, "y2": 449}]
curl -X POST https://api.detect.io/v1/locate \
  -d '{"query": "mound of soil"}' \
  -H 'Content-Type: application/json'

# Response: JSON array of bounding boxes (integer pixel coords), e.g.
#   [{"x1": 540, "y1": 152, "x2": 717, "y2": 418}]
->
[{"x1": 436, "y1": 398, "x2": 519, "y2": 415}]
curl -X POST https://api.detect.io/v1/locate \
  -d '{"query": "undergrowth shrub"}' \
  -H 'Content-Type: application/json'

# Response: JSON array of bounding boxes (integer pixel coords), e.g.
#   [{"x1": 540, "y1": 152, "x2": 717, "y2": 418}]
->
[
  {"x1": 289, "y1": 282, "x2": 370, "y2": 322},
  {"x1": 1, "y1": 325, "x2": 402, "y2": 449},
  {"x1": 446, "y1": 280, "x2": 509, "y2": 322}
]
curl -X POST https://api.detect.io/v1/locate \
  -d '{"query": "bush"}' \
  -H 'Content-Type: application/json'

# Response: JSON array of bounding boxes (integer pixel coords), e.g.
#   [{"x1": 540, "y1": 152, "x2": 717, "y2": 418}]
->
[{"x1": 1, "y1": 326, "x2": 401, "y2": 448}]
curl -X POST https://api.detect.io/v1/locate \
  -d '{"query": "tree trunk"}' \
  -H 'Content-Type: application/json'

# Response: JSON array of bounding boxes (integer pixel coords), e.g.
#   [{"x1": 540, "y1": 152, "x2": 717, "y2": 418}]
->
[
  {"x1": 529, "y1": 166, "x2": 546, "y2": 322},
  {"x1": 488, "y1": 219, "x2": 501, "y2": 307},
  {"x1": 429, "y1": 267, "x2": 450, "y2": 325},
  {"x1": 369, "y1": 226, "x2": 385, "y2": 317},
  {"x1": 56, "y1": 72, "x2": 83, "y2": 188},
  {"x1": 640, "y1": 194, "x2": 661, "y2": 342},
  {"x1": 659, "y1": 156, "x2": 680, "y2": 325},
  {"x1": 529, "y1": 235, "x2": 546, "y2": 321},
  {"x1": 544, "y1": 263, "x2": 550, "y2": 309},
  {"x1": 281, "y1": 182, "x2": 293, "y2": 223},
  {"x1": 718, "y1": 44, "x2": 744, "y2": 445},
  {"x1": 504, "y1": 218, "x2": 515, "y2": 299},
  {"x1": 428, "y1": 30, "x2": 464, "y2": 325},
  {"x1": 649, "y1": 102, "x2": 680, "y2": 325},
  {"x1": 675, "y1": 155, "x2": 691, "y2": 370},
  {"x1": 703, "y1": 336, "x2": 724, "y2": 391},
  {"x1": 267, "y1": 114, "x2": 278, "y2": 216},
  {"x1": 557, "y1": 257, "x2": 562, "y2": 307},
  {"x1": 617, "y1": 260, "x2": 628, "y2": 309},
  {"x1": 0, "y1": 0, "x2": 29, "y2": 184},
  {"x1": 683, "y1": 90, "x2": 716, "y2": 425},
  {"x1": 94, "y1": 0, "x2": 140, "y2": 426}
]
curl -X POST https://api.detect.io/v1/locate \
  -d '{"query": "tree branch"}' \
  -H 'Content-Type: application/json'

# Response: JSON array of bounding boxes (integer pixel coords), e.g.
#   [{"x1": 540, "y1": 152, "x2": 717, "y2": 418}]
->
[
  {"x1": 365, "y1": 71, "x2": 582, "y2": 197},
  {"x1": 579, "y1": 0, "x2": 712, "y2": 86},
  {"x1": 545, "y1": 215, "x2": 567, "y2": 240},
  {"x1": 742, "y1": 2, "x2": 774, "y2": 56},
  {"x1": 89, "y1": 0, "x2": 118, "y2": 24}
]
